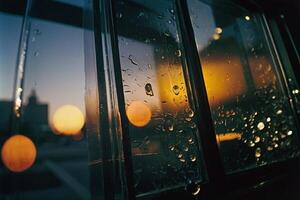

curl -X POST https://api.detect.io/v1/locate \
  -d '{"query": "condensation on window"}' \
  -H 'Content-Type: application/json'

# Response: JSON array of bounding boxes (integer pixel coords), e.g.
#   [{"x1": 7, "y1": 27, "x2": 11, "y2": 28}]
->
[
  {"x1": 188, "y1": 0, "x2": 300, "y2": 173},
  {"x1": 115, "y1": 0, "x2": 206, "y2": 197}
]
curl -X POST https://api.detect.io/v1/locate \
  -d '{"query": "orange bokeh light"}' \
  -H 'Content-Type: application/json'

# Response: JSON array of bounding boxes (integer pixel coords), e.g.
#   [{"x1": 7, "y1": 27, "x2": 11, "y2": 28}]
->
[
  {"x1": 126, "y1": 101, "x2": 152, "y2": 127},
  {"x1": 53, "y1": 105, "x2": 84, "y2": 135},
  {"x1": 1, "y1": 135, "x2": 36, "y2": 172},
  {"x1": 216, "y1": 132, "x2": 242, "y2": 144}
]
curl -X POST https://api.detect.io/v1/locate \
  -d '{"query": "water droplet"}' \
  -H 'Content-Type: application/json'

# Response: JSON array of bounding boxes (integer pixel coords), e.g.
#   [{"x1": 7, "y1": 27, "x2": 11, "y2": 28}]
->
[
  {"x1": 33, "y1": 29, "x2": 42, "y2": 35},
  {"x1": 185, "y1": 107, "x2": 194, "y2": 118},
  {"x1": 164, "y1": 118, "x2": 174, "y2": 132},
  {"x1": 190, "y1": 155, "x2": 197, "y2": 162},
  {"x1": 266, "y1": 117, "x2": 271, "y2": 122},
  {"x1": 185, "y1": 117, "x2": 192, "y2": 122},
  {"x1": 272, "y1": 136, "x2": 279, "y2": 141},
  {"x1": 137, "y1": 12, "x2": 144, "y2": 18},
  {"x1": 169, "y1": 9, "x2": 175, "y2": 14},
  {"x1": 179, "y1": 158, "x2": 186, "y2": 163},
  {"x1": 292, "y1": 89, "x2": 299, "y2": 94},
  {"x1": 254, "y1": 136, "x2": 260, "y2": 143},
  {"x1": 116, "y1": 12, "x2": 123, "y2": 19},
  {"x1": 186, "y1": 181, "x2": 201, "y2": 196},
  {"x1": 215, "y1": 27, "x2": 222, "y2": 34},
  {"x1": 172, "y1": 85, "x2": 180, "y2": 95},
  {"x1": 280, "y1": 134, "x2": 286, "y2": 139},
  {"x1": 257, "y1": 122, "x2": 265, "y2": 130},
  {"x1": 170, "y1": 145, "x2": 175, "y2": 151},
  {"x1": 128, "y1": 55, "x2": 138, "y2": 65},
  {"x1": 178, "y1": 153, "x2": 183, "y2": 159},
  {"x1": 248, "y1": 140, "x2": 255, "y2": 147},
  {"x1": 34, "y1": 51, "x2": 39, "y2": 56},
  {"x1": 267, "y1": 146, "x2": 273, "y2": 151},
  {"x1": 145, "y1": 83, "x2": 154, "y2": 96},
  {"x1": 287, "y1": 130, "x2": 293, "y2": 135},
  {"x1": 255, "y1": 147, "x2": 261, "y2": 158},
  {"x1": 190, "y1": 122, "x2": 197, "y2": 129},
  {"x1": 188, "y1": 138, "x2": 194, "y2": 144},
  {"x1": 175, "y1": 49, "x2": 182, "y2": 57},
  {"x1": 276, "y1": 109, "x2": 283, "y2": 115},
  {"x1": 212, "y1": 33, "x2": 220, "y2": 40},
  {"x1": 245, "y1": 16, "x2": 251, "y2": 21},
  {"x1": 183, "y1": 146, "x2": 189, "y2": 152}
]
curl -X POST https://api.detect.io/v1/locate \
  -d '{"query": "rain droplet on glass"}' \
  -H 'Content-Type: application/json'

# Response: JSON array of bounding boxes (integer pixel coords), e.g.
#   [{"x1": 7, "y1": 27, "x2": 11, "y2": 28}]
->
[
  {"x1": 145, "y1": 83, "x2": 154, "y2": 96},
  {"x1": 172, "y1": 85, "x2": 180, "y2": 95},
  {"x1": 255, "y1": 147, "x2": 261, "y2": 158},
  {"x1": 276, "y1": 109, "x2": 283, "y2": 115},
  {"x1": 190, "y1": 155, "x2": 197, "y2": 162},
  {"x1": 257, "y1": 122, "x2": 265, "y2": 130}
]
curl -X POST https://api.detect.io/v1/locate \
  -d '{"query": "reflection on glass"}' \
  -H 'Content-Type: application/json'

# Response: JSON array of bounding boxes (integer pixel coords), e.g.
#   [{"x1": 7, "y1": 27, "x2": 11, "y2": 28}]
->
[
  {"x1": 126, "y1": 101, "x2": 152, "y2": 127},
  {"x1": 116, "y1": 0, "x2": 206, "y2": 197},
  {"x1": 52, "y1": 105, "x2": 85, "y2": 135},
  {"x1": 188, "y1": 0, "x2": 300, "y2": 173},
  {"x1": 1, "y1": 134, "x2": 37, "y2": 173}
]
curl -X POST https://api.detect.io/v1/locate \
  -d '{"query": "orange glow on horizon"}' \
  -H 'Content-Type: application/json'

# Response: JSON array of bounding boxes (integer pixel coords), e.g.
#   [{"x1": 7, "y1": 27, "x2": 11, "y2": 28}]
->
[
  {"x1": 1, "y1": 135, "x2": 36, "y2": 172},
  {"x1": 52, "y1": 105, "x2": 84, "y2": 135},
  {"x1": 202, "y1": 57, "x2": 246, "y2": 107},
  {"x1": 217, "y1": 132, "x2": 242, "y2": 144},
  {"x1": 126, "y1": 101, "x2": 152, "y2": 127}
]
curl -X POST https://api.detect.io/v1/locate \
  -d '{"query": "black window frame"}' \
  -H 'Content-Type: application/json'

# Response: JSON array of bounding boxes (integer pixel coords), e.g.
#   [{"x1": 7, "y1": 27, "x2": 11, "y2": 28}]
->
[{"x1": 91, "y1": 0, "x2": 300, "y2": 199}]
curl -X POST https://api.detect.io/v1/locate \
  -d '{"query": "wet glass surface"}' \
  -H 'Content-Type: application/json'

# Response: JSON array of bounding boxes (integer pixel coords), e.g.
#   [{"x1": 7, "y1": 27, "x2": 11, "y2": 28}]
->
[
  {"x1": 0, "y1": 1, "x2": 91, "y2": 199},
  {"x1": 187, "y1": 0, "x2": 300, "y2": 173},
  {"x1": 115, "y1": 0, "x2": 206, "y2": 197}
]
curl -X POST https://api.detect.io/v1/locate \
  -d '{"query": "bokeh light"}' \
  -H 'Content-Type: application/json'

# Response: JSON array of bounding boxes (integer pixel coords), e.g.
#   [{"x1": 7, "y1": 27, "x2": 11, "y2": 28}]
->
[
  {"x1": 126, "y1": 101, "x2": 152, "y2": 127},
  {"x1": 1, "y1": 134, "x2": 37, "y2": 172},
  {"x1": 53, "y1": 104, "x2": 84, "y2": 135}
]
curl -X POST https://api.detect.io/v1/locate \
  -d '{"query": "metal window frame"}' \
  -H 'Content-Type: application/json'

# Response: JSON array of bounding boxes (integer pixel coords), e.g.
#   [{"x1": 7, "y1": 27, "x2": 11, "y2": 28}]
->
[
  {"x1": 91, "y1": 0, "x2": 300, "y2": 199},
  {"x1": 2, "y1": 0, "x2": 300, "y2": 199}
]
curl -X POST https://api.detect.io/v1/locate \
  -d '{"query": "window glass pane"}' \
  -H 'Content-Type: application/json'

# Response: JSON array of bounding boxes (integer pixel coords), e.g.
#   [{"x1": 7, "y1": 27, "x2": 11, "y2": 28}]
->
[
  {"x1": 0, "y1": 1, "x2": 91, "y2": 199},
  {"x1": 188, "y1": 0, "x2": 300, "y2": 173},
  {"x1": 0, "y1": 12, "x2": 23, "y2": 136},
  {"x1": 115, "y1": 0, "x2": 206, "y2": 197}
]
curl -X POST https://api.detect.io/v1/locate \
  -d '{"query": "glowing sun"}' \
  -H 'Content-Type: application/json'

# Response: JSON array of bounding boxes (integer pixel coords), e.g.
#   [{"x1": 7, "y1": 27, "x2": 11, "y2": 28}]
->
[
  {"x1": 1, "y1": 135, "x2": 37, "y2": 172},
  {"x1": 126, "y1": 101, "x2": 152, "y2": 127},
  {"x1": 53, "y1": 105, "x2": 84, "y2": 135}
]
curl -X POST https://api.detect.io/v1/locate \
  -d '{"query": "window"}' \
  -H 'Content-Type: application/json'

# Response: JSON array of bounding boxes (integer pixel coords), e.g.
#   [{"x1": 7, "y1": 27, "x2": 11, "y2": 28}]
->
[
  {"x1": 187, "y1": 0, "x2": 300, "y2": 173},
  {"x1": 115, "y1": 0, "x2": 206, "y2": 196},
  {"x1": 1, "y1": 0, "x2": 300, "y2": 199},
  {"x1": 0, "y1": 1, "x2": 90, "y2": 199}
]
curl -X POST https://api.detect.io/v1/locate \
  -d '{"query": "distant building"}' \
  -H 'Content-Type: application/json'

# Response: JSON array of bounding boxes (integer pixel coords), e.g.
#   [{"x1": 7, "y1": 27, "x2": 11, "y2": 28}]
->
[
  {"x1": 0, "y1": 101, "x2": 13, "y2": 135},
  {"x1": 23, "y1": 90, "x2": 49, "y2": 143}
]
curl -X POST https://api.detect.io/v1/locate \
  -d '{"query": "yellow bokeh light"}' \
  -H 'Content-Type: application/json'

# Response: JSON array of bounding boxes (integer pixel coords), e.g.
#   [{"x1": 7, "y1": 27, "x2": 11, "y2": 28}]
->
[
  {"x1": 126, "y1": 101, "x2": 152, "y2": 127},
  {"x1": 53, "y1": 105, "x2": 84, "y2": 135},
  {"x1": 1, "y1": 135, "x2": 36, "y2": 173}
]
